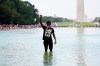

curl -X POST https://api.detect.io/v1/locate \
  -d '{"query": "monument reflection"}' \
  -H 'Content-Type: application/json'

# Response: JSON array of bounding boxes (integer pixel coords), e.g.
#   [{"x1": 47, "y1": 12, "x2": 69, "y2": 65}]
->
[{"x1": 77, "y1": 27, "x2": 87, "y2": 66}]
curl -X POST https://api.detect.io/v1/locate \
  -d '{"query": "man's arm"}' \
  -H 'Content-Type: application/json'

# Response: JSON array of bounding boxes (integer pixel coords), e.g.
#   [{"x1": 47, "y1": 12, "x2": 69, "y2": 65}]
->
[
  {"x1": 40, "y1": 15, "x2": 44, "y2": 27},
  {"x1": 53, "y1": 33, "x2": 56, "y2": 44}
]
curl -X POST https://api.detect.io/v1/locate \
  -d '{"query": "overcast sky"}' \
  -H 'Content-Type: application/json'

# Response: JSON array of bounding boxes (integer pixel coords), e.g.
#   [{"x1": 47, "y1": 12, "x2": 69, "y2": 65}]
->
[{"x1": 22, "y1": 0, "x2": 100, "y2": 19}]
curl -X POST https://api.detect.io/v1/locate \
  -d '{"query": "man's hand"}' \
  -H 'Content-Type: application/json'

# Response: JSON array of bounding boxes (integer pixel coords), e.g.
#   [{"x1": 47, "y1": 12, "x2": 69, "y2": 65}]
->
[
  {"x1": 40, "y1": 15, "x2": 42, "y2": 17},
  {"x1": 54, "y1": 40, "x2": 56, "y2": 44},
  {"x1": 40, "y1": 15, "x2": 42, "y2": 22},
  {"x1": 53, "y1": 33, "x2": 56, "y2": 44},
  {"x1": 40, "y1": 15, "x2": 44, "y2": 27}
]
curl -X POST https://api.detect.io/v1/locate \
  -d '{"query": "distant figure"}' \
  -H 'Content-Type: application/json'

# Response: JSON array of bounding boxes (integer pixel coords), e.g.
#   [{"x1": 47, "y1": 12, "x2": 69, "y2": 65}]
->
[{"x1": 40, "y1": 15, "x2": 56, "y2": 52}]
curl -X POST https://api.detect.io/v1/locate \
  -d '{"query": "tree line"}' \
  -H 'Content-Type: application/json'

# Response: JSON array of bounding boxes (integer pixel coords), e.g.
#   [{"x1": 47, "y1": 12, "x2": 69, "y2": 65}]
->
[
  {"x1": 0, "y1": 0, "x2": 74, "y2": 25},
  {"x1": 93, "y1": 17, "x2": 100, "y2": 22},
  {"x1": 43, "y1": 16, "x2": 74, "y2": 22},
  {"x1": 0, "y1": 0, "x2": 39, "y2": 25}
]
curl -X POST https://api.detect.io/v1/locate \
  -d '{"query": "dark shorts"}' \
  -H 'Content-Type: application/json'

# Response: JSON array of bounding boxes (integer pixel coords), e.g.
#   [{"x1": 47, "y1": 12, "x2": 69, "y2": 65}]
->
[{"x1": 43, "y1": 40, "x2": 53, "y2": 51}]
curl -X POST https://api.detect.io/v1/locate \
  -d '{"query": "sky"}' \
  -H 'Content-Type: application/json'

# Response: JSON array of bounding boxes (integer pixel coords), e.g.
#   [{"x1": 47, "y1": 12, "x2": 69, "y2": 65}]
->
[{"x1": 22, "y1": 0, "x2": 100, "y2": 19}]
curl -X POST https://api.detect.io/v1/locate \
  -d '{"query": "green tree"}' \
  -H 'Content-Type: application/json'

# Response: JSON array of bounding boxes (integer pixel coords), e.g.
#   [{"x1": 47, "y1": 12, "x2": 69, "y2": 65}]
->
[{"x1": 0, "y1": 0, "x2": 39, "y2": 25}]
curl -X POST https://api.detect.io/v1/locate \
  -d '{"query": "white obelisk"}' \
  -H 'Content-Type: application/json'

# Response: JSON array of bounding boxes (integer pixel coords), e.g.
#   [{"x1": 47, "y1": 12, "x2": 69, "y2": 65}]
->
[{"x1": 77, "y1": 0, "x2": 84, "y2": 22}]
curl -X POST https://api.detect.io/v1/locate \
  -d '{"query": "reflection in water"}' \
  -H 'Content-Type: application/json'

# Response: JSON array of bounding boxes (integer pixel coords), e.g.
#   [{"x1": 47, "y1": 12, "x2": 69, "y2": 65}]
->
[
  {"x1": 77, "y1": 27, "x2": 84, "y2": 35},
  {"x1": 43, "y1": 52, "x2": 55, "y2": 66},
  {"x1": 77, "y1": 27, "x2": 87, "y2": 66},
  {"x1": 0, "y1": 28, "x2": 100, "y2": 66}
]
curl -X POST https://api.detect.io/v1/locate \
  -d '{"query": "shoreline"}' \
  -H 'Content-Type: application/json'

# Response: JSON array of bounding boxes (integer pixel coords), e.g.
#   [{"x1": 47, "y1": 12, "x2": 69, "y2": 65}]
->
[{"x1": 0, "y1": 24, "x2": 100, "y2": 30}]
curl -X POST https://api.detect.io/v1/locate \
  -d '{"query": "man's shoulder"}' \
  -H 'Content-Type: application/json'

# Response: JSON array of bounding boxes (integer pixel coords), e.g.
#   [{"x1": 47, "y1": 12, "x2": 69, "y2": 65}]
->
[
  {"x1": 50, "y1": 27, "x2": 54, "y2": 33},
  {"x1": 42, "y1": 25, "x2": 47, "y2": 29}
]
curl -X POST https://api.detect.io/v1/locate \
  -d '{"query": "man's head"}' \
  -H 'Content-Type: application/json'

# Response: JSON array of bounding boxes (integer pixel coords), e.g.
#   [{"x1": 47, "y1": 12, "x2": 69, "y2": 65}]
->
[{"x1": 46, "y1": 21, "x2": 51, "y2": 26}]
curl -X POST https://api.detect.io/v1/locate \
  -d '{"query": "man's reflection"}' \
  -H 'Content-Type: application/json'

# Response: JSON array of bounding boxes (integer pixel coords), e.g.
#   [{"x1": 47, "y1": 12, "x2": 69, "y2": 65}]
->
[{"x1": 43, "y1": 52, "x2": 53, "y2": 66}]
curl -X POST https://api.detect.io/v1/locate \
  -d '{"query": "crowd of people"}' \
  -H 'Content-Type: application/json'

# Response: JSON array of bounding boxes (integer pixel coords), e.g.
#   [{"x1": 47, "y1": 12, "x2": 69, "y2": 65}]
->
[
  {"x1": 0, "y1": 23, "x2": 58, "y2": 30},
  {"x1": 0, "y1": 24, "x2": 39, "y2": 30},
  {"x1": 0, "y1": 23, "x2": 99, "y2": 30}
]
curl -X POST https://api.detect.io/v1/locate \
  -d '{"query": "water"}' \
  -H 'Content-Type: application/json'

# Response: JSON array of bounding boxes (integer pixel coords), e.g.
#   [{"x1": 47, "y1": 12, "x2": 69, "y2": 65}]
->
[{"x1": 0, "y1": 27, "x2": 100, "y2": 66}]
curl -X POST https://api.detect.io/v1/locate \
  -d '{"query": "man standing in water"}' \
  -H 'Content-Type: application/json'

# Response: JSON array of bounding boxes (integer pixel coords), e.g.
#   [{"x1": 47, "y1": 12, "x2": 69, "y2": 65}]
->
[{"x1": 40, "y1": 15, "x2": 56, "y2": 52}]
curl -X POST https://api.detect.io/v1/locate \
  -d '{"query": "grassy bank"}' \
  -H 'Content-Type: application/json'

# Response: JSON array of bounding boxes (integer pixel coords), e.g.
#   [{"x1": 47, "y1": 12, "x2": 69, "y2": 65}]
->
[{"x1": 57, "y1": 22, "x2": 100, "y2": 27}]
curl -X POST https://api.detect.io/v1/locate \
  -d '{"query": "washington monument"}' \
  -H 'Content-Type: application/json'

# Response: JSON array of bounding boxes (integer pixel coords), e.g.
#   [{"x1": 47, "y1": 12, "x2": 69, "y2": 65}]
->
[{"x1": 77, "y1": 0, "x2": 84, "y2": 22}]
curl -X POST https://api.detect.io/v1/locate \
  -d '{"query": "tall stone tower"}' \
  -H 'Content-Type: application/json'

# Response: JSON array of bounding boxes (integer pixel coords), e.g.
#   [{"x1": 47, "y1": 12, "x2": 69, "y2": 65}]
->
[{"x1": 77, "y1": 0, "x2": 84, "y2": 22}]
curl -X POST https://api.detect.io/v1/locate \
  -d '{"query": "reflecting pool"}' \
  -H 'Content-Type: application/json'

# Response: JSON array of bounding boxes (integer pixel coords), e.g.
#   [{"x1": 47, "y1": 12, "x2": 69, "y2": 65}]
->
[{"x1": 0, "y1": 27, "x2": 100, "y2": 66}]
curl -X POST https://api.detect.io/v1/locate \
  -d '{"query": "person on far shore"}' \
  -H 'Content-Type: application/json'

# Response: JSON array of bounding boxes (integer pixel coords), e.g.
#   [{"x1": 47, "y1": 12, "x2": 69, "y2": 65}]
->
[{"x1": 40, "y1": 15, "x2": 56, "y2": 52}]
